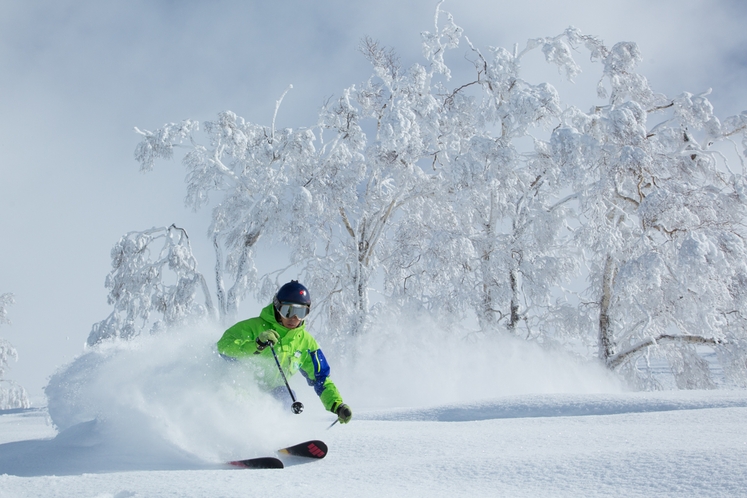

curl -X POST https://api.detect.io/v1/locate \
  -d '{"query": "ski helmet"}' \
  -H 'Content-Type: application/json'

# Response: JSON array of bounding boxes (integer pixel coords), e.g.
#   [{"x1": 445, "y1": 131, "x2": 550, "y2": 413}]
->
[{"x1": 273, "y1": 280, "x2": 311, "y2": 308}]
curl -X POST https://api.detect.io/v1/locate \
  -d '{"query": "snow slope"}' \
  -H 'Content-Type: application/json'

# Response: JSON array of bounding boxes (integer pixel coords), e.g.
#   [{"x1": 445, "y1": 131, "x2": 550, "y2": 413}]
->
[
  {"x1": 1, "y1": 392, "x2": 747, "y2": 497},
  {"x1": 1, "y1": 325, "x2": 746, "y2": 497}
]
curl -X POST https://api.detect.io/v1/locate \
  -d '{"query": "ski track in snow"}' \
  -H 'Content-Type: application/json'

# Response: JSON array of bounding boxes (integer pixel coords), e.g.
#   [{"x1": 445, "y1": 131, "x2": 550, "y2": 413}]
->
[{"x1": 1, "y1": 391, "x2": 747, "y2": 497}]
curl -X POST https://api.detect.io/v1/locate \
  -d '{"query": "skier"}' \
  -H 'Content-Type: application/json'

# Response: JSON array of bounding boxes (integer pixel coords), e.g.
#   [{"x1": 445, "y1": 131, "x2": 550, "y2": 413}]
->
[{"x1": 217, "y1": 280, "x2": 353, "y2": 424}]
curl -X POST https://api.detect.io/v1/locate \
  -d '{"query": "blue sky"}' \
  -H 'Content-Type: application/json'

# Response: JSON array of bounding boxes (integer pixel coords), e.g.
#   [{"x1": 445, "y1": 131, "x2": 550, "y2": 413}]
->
[{"x1": 2, "y1": 0, "x2": 746, "y2": 401}]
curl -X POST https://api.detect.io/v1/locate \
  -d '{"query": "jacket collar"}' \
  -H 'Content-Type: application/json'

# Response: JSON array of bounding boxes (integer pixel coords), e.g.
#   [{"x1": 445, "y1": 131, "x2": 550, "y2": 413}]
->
[{"x1": 259, "y1": 303, "x2": 305, "y2": 339}]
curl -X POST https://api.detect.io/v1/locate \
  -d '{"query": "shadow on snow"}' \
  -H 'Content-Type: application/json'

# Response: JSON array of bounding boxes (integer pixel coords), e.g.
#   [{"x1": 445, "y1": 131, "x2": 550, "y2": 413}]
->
[
  {"x1": 358, "y1": 391, "x2": 747, "y2": 422},
  {"x1": 0, "y1": 417, "x2": 208, "y2": 477}
]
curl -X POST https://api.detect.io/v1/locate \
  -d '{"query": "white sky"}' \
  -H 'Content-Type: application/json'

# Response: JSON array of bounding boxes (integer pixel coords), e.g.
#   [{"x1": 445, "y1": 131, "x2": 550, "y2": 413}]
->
[{"x1": 2, "y1": 0, "x2": 747, "y2": 401}]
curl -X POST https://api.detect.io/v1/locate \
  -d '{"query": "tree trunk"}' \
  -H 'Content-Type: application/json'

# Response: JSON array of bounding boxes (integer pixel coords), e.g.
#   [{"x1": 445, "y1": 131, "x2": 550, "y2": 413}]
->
[
  {"x1": 508, "y1": 266, "x2": 520, "y2": 332},
  {"x1": 351, "y1": 241, "x2": 370, "y2": 336},
  {"x1": 477, "y1": 248, "x2": 497, "y2": 331},
  {"x1": 223, "y1": 229, "x2": 261, "y2": 323},
  {"x1": 598, "y1": 255, "x2": 616, "y2": 363},
  {"x1": 213, "y1": 234, "x2": 227, "y2": 320}
]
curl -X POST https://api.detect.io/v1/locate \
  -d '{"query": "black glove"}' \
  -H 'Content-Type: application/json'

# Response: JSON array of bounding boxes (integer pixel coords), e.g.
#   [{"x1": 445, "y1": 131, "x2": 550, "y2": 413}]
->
[
  {"x1": 335, "y1": 403, "x2": 352, "y2": 424},
  {"x1": 256, "y1": 330, "x2": 279, "y2": 350}
]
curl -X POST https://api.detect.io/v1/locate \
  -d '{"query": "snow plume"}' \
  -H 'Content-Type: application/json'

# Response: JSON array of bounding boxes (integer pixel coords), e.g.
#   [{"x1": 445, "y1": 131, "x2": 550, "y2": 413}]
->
[
  {"x1": 39, "y1": 313, "x2": 621, "y2": 472},
  {"x1": 336, "y1": 311, "x2": 624, "y2": 410},
  {"x1": 44, "y1": 326, "x2": 316, "y2": 469}
]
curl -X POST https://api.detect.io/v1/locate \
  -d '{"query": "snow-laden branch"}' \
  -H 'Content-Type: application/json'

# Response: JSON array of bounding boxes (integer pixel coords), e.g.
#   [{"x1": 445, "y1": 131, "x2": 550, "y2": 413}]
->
[
  {"x1": 87, "y1": 225, "x2": 214, "y2": 346},
  {"x1": 272, "y1": 85, "x2": 293, "y2": 141},
  {"x1": 608, "y1": 334, "x2": 725, "y2": 370}
]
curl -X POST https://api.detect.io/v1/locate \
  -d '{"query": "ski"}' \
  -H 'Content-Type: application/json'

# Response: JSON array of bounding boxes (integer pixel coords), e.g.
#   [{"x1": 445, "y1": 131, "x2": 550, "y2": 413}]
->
[
  {"x1": 229, "y1": 440, "x2": 327, "y2": 469},
  {"x1": 229, "y1": 457, "x2": 284, "y2": 469},
  {"x1": 278, "y1": 439, "x2": 327, "y2": 459}
]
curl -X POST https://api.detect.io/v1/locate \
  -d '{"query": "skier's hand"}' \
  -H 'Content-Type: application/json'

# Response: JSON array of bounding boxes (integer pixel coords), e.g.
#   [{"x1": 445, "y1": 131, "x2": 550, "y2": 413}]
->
[
  {"x1": 335, "y1": 403, "x2": 352, "y2": 424},
  {"x1": 256, "y1": 330, "x2": 279, "y2": 350}
]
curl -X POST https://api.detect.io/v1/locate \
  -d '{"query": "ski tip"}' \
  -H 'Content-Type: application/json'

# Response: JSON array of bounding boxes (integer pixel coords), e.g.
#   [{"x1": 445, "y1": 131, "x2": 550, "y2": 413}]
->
[
  {"x1": 229, "y1": 457, "x2": 284, "y2": 469},
  {"x1": 278, "y1": 440, "x2": 328, "y2": 459}
]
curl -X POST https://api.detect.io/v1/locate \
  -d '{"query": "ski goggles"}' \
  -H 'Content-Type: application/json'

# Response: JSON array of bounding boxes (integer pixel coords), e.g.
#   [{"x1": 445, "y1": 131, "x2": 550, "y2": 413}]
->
[{"x1": 277, "y1": 302, "x2": 310, "y2": 320}]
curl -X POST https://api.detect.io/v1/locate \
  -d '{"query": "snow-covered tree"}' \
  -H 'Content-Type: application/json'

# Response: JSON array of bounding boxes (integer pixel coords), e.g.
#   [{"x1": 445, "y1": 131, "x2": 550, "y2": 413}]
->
[
  {"x1": 295, "y1": 7, "x2": 580, "y2": 342},
  {"x1": 133, "y1": 96, "x2": 324, "y2": 326},
  {"x1": 87, "y1": 225, "x2": 214, "y2": 346},
  {"x1": 543, "y1": 38, "x2": 747, "y2": 386},
  {"x1": 0, "y1": 293, "x2": 30, "y2": 410},
  {"x1": 369, "y1": 7, "x2": 747, "y2": 385},
  {"x1": 295, "y1": 34, "x2": 449, "y2": 339},
  {"x1": 132, "y1": 42, "x2": 446, "y2": 340},
  {"x1": 0, "y1": 293, "x2": 12, "y2": 327},
  {"x1": 390, "y1": 22, "x2": 583, "y2": 338},
  {"x1": 121, "y1": 3, "x2": 747, "y2": 387}
]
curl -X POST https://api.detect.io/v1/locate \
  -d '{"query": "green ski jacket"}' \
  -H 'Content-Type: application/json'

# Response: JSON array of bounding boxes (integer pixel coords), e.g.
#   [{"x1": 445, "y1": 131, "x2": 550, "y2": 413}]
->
[{"x1": 217, "y1": 304, "x2": 344, "y2": 412}]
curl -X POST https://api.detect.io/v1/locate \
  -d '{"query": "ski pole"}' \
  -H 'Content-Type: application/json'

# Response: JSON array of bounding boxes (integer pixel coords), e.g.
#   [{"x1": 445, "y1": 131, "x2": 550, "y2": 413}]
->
[
  {"x1": 327, "y1": 418, "x2": 339, "y2": 430},
  {"x1": 270, "y1": 344, "x2": 304, "y2": 414}
]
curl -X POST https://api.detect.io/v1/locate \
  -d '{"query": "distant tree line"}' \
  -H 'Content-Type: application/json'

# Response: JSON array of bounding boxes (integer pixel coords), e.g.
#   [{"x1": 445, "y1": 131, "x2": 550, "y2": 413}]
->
[{"x1": 1, "y1": 292, "x2": 30, "y2": 410}]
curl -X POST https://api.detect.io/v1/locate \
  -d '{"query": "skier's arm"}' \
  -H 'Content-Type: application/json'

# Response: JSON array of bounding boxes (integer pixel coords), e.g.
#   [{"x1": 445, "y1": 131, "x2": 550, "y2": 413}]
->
[
  {"x1": 217, "y1": 323, "x2": 261, "y2": 357},
  {"x1": 299, "y1": 348, "x2": 344, "y2": 412}
]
